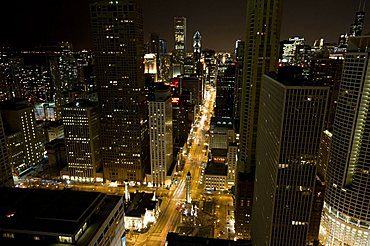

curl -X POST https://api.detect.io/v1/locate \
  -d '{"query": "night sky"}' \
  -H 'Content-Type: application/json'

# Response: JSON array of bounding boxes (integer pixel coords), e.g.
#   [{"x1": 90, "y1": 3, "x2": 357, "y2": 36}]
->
[{"x1": 0, "y1": 0, "x2": 369, "y2": 51}]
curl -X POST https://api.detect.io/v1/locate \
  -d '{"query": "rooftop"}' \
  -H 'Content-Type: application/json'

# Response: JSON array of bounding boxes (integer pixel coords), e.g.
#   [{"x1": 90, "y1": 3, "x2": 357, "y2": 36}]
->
[
  {"x1": 63, "y1": 99, "x2": 98, "y2": 109},
  {"x1": 268, "y1": 66, "x2": 326, "y2": 87},
  {"x1": 166, "y1": 232, "x2": 251, "y2": 246},
  {"x1": 211, "y1": 148, "x2": 228, "y2": 157},
  {"x1": 0, "y1": 188, "x2": 105, "y2": 235},
  {"x1": 125, "y1": 192, "x2": 157, "y2": 218},
  {"x1": 210, "y1": 117, "x2": 233, "y2": 128},
  {"x1": 0, "y1": 99, "x2": 32, "y2": 111},
  {"x1": 205, "y1": 161, "x2": 228, "y2": 176}
]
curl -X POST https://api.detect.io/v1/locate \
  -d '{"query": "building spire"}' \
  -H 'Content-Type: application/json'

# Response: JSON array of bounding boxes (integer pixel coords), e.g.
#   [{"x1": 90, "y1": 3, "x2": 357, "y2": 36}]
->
[{"x1": 362, "y1": 0, "x2": 366, "y2": 12}]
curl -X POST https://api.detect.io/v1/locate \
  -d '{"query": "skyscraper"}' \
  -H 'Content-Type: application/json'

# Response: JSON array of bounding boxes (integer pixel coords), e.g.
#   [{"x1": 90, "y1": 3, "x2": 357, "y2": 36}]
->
[
  {"x1": 174, "y1": 17, "x2": 186, "y2": 61},
  {"x1": 62, "y1": 100, "x2": 101, "y2": 182},
  {"x1": 148, "y1": 86, "x2": 173, "y2": 187},
  {"x1": 0, "y1": 116, "x2": 13, "y2": 187},
  {"x1": 233, "y1": 40, "x2": 245, "y2": 133},
  {"x1": 320, "y1": 36, "x2": 370, "y2": 245},
  {"x1": 173, "y1": 16, "x2": 186, "y2": 76},
  {"x1": 0, "y1": 100, "x2": 44, "y2": 176},
  {"x1": 215, "y1": 63, "x2": 235, "y2": 119},
  {"x1": 253, "y1": 68, "x2": 329, "y2": 245},
  {"x1": 238, "y1": 0, "x2": 283, "y2": 173},
  {"x1": 348, "y1": 0, "x2": 366, "y2": 37},
  {"x1": 193, "y1": 31, "x2": 202, "y2": 62},
  {"x1": 90, "y1": 0, "x2": 149, "y2": 182},
  {"x1": 236, "y1": 0, "x2": 283, "y2": 239}
]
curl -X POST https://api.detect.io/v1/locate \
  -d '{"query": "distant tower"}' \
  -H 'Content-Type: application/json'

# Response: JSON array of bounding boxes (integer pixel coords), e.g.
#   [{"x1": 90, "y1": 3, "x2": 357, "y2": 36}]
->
[
  {"x1": 173, "y1": 17, "x2": 187, "y2": 76},
  {"x1": 159, "y1": 39, "x2": 167, "y2": 57},
  {"x1": 186, "y1": 171, "x2": 191, "y2": 204},
  {"x1": 174, "y1": 17, "x2": 186, "y2": 61},
  {"x1": 349, "y1": 0, "x2": 366, "y2": 37},
  {"x1": 193, "y1": 31, "x2": 202, "y2": 62}
]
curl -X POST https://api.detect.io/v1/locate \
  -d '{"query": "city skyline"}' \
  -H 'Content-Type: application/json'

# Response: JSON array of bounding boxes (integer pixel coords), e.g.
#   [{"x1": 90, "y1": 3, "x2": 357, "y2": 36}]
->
[
  {"x1": 0, "y1": 0, "x2": 369, "y2": 51},
  {"x1": 2, "y1": 0, "x2": 370, "y2": 245}
]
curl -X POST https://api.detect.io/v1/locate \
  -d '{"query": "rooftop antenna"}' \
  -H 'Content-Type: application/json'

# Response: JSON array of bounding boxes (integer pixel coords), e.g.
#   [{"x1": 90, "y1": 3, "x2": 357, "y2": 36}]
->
[{"x1": 359, "y1": 0, "x2": 366, "y2": 12}]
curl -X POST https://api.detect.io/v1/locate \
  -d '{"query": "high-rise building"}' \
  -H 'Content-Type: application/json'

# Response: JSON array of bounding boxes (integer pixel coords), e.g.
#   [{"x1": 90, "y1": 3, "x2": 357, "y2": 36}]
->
[
  {"x1": 149, "y1": 33, "x2": 160, "y2": 57},
  {"x1": 90, "y1": 0, "x2": 149, "y2": 182},
  {"x1": 180, "y1": 77, "x2": 203, "y2": 106},
  {"x1": 159, "y1": 39, "x2": 168, "y2": 82},
  {"x1": 62, "y1": 100, "x2": 101, "y2": 182},
  {"x1": 215, "y1": 63, "x2": 235, "y2": 119},
  {"x1": 148, "y1": 86, "x2": 173, "y2": 187},
  {"x1": 238, "y1": 0, "x2": 283, "y2": 173},
  {"x1": 280, "y1": 37, "x2": 306, "y2": 65},
  {"x1": 193, "y1": 31, "x2": 202, "y2": 62},
  {"x1": 144, "y1": 53, "x2": 158, "y2": 81},
  {"x1": 159, "y1": 39, "x2": 167, "y2": 57},
  {"x1": 234, "y1": 40, "x2": 245, "y2": 133},
  {"x1": 0, "y1": 100, "x2": 44, "y2": 176},
  {"x1": 309, "y1": 55, "x2": 343, "y2": 129},
  {"x1": 149, "y1": 33, "x2": 160, "y2": 77},
  {"x1": 0, "y1": 116, "x2": 13, "y2": 187},
  {"x1": 203, "y1": 49, "x2": 217, "y2": 85},
  {"x1": 320, "y1": 36, "x2": 370, "y2": 245},
  {"x1": 252, "y1": 68, "x2": 329, "y2": 245},
  {"x1": 349, "y1": 0, "x2": 366, "y2": 37},
  {"x1": 171, "y1": 95, "x2": 193, "y2": 150},
  {"x1": 173, "y1": 16, "x2": 187, "y2": 76},
  {"x1": 236, "y1": 0, "x2": 283, "y2": 240},
  {"x1": 173, "y1": 17, "x2": 186, "y2": 62}
]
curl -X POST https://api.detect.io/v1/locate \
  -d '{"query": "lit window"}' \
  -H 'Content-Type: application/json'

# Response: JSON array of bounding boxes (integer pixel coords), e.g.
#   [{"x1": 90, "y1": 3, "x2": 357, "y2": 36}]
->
[{"x1": 58, "y1": 236, "x2": 72, "y2": 243}]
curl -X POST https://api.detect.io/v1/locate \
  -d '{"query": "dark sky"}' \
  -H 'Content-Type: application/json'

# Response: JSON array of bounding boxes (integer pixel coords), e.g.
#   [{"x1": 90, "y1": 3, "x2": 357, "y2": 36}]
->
[{"x1": 0, "y1": 0, "x2": 369, "y2": 51}]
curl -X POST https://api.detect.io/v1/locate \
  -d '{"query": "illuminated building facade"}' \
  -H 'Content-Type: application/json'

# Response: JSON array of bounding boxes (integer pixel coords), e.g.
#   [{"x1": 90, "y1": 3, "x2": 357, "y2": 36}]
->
[
  {"x1": 234, "y1": 40, "x2": 244, "y2": 133},
  {"x1": 144, "y1": 53, "x2": 158, "y2": 81},
  {"x1": 238, "y1": 0, "x2": 283, "y2": 173},
  {"x1": 253, "y1": 69, "x2": 329, "y2": 245},
  {"x1": 124, "y1": 191, "x2": 159, "y2": 230},
  {"x1": 348, "y1": 0, "x2": 366, "y2": 37},
  {"x1": 227, "y1": 143, "x2": 237, "y2": 189},
  {"x1": 0, "y1": 116, "x2": 13, "y2": 187},
  {"x1": 90, "y1": 0, "x2": 149, "y2": 182},
  {"x1": 236, "y1": 0, "x2": 282, "y2": 238},
  {"x1": 148, "y1": 87, "x2": 173, "y2": 187},
  {"x1": 173, "y1": 16, "x2": 186, "y2": 63},
  {"x1": 0, "y1": 100, "x2": 44, "y2": 176},
  {"x1": 280, "y1": 37, "x2": 306, "y2": 65},
  {"x1": 62, "y1": 100, "x2": 101, "y2": 182},
  {"x1": 193, "y1": 31, "x2": 202, "y2": 62},
  {"x1": 320, "y1": 36, "x2": 370, "y2": 245},
  {"x1": 173, "y1": 16, "x2": 186, "y2": 76},
  {"x1": 203, "y1": 49, "x2": 217, "y2": 85}
]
